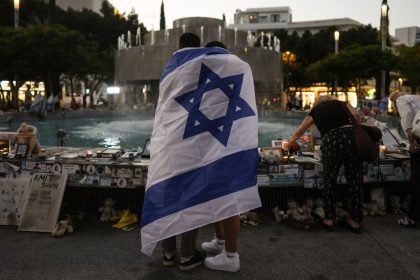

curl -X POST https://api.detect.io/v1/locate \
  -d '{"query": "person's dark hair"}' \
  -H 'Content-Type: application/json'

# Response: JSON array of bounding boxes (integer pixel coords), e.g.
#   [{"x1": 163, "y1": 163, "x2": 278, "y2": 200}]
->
[
  {"x1": 179, "y1": 33, "x2": 200, "y2": 49},
  {"x1": 205, "y1": 41, "x2": 227, "y2": 50}
]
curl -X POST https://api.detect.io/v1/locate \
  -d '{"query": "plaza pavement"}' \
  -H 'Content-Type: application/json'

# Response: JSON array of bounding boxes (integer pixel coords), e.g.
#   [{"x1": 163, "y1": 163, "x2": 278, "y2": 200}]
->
[{"x1": 0, "y1": 214, "x2": 419, "y2": 280}]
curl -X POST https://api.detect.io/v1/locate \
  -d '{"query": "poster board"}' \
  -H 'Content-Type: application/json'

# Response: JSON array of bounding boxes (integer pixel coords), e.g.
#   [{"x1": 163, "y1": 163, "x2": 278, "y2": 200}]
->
[
  {"x1": 0, "y1": 178, "x2": 32, "y2": 226},
  {"x1": 18, "y1": 173, "x2": 67, "y2": 232}
]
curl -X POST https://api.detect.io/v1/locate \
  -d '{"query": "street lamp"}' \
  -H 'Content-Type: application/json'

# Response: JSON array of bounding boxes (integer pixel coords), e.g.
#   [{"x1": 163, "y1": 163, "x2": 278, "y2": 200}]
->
[
  {"x1": 380, "y1": 3, "x2": 388, "y2": 99},
  {"x1": 14, "y1": 0, "x2": 19, "y2": 28},
  {"x1": 334, "y1": 31, "x2": 340, "y2": 95},
  {"x1": 334, "y1": 31, "x2": 340, "y2": 54}
]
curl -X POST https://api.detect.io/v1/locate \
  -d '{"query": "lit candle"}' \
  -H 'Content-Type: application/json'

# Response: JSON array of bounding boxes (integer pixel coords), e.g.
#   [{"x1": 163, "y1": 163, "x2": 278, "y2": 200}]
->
[
  {"x1": 379, "y1": 145, "x2": 386, "y2": 160},
  {"x1": 86, "y1": 150, "x2": 93, "y2": 158},
  {"x1": 281, "y1": 140, "x2": 289, "y2": 151}
]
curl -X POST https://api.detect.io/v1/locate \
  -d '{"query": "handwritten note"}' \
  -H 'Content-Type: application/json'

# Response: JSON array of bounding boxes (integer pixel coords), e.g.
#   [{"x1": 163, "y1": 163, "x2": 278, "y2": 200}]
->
[
  {"x1": 0, "y1": 178, "x2": 31, "y2": 226},
  {"x1": 18, "y1": 173, "x2": 67, "y2": 232}
]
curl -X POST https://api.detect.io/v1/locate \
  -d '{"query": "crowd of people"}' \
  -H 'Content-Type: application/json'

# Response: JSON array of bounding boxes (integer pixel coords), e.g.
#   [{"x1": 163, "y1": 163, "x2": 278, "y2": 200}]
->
[{"x1": 139, "y1": 32, "x2": 420, "y2": 273}]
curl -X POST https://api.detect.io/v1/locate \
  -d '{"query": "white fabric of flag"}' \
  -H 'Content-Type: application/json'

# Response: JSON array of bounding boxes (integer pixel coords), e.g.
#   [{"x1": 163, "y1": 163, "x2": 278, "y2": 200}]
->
[{"x1": 141, "y1": 47, "x2": 261, "y2": 256}]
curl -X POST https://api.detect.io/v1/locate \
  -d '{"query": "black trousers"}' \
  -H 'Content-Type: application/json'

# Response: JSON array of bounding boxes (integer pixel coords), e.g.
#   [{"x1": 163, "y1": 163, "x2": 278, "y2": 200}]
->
[
  {"x1": 161, "y1": 228, "x2": 199, "y2": 258},
  {"x1": 408, "y1": 151, "x2": 420, "y2": 221},
  {"x1": 321, "y1": 127, "x2": 363, "y2": 222}
]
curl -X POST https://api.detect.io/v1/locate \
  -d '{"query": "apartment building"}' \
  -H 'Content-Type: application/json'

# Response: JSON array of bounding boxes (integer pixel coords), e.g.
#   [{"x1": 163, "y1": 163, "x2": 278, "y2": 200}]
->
[
  {"x1": 231, "y1": 7, "x2": 362, "y2": 36},
  {"x1": 395, "y1": 26, "x2": 420, "y2": 47}
]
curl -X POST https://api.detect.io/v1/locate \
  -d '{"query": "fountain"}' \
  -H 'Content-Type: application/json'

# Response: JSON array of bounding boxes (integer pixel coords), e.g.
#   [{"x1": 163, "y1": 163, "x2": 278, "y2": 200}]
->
[
  {"x1": 127, "y1": 31, "x2": 131, "y2": 48},
  {"x1": 247, "y1": 30, "x2": 253, "y2": 47},
  {"x1": 182, "y1": 24, "x2": 186, "y2": 33},
  {"x1": 234, "y1": 27, "x2": 237, "y2": 45},
  {"x1": 151, "y1": 28, "x2": 155, "y2": 45},
  {"x1": 165, "y1": 29, "x2": 169, "y2": 44},
  {"x1": 136, "y1": 27, "x2": 141, "y2": 46},
  {"x1": 200, "y1": 26, "x2": 204, "y2": 45}
]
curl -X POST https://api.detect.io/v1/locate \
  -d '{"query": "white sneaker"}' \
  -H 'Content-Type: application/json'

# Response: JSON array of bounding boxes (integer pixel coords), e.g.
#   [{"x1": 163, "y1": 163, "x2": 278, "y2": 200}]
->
[
  {"x1": 201, "y1": 237, "x2": 225, "y2": 254},
  {"x1": 204, "y1": 250, "x2": 240, "y2": 272}
]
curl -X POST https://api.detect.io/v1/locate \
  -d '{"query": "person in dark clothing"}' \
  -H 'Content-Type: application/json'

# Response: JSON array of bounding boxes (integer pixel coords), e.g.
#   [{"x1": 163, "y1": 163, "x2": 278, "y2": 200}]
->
[
  {"x1": 289, "y1": 95, "x2": 363, "y2": 234},
  {"x1": 160, "y1": 32, "x2": 206, "y2": 271}
]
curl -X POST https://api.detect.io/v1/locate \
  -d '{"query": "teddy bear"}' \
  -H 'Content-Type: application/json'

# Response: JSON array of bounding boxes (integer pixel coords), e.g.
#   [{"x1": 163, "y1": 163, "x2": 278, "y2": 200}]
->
[
  {"x1": 286, "y1": 200, "x2": 305, "y2": 222},
  {"x1": 273, "y1": 206, "x2": 288, "y2": 223},
  {"x1": 51, "y1": 215, "x2": 73, "y2": 237},
  {"x1": 240, "y1": 211, "x2": 262, "y2": 226},
  {"x1": 98, "y1": 198, "x2": 117, "y2": 222}
]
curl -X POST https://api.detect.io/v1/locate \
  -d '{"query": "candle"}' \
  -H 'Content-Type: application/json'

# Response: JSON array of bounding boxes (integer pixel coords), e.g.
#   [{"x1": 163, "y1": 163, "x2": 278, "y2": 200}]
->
[
  {"x1": 281, "y1": 140, "x2": 289, "y2": 151},
  {"x1": 86, "y1": 150, "x2": 93, "y2": 158},
  {"x1": 379, "y1": 145, "x2": 386, "y2": 160}
]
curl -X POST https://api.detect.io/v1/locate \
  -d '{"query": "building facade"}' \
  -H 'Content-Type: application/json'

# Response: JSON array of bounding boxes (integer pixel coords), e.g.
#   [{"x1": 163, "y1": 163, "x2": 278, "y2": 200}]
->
[
  {"x1": 231, "y1": 7, "x2": 362, "y2": 36},
  {"x1": 395, "y1": 26, "x2": 420, "y2": 47}
]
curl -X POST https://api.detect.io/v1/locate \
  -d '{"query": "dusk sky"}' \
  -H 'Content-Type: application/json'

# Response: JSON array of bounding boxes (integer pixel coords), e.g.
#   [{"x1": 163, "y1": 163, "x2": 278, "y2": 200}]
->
[{"x1": 108, "y1": 0, "x2": 420, "y2": 35}]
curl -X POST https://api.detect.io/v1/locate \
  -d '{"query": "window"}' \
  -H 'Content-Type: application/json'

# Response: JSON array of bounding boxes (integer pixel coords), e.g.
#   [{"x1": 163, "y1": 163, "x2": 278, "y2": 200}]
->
[
  {"x1": 249, "y1": 15, "x2": 258, "y2": 23},
  {"x1": 271, "y1": 14, "x2": 280, "y2": 22},
  {"x1": 259, "y1": 16, "x2": 268, "y2": 23}
]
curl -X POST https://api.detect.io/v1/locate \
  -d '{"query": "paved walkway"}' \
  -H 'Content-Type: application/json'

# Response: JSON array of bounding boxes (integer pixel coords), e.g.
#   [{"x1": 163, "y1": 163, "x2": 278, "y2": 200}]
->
[{"x1": 1, "y1": 215, "x2": 419, "y2": 280}]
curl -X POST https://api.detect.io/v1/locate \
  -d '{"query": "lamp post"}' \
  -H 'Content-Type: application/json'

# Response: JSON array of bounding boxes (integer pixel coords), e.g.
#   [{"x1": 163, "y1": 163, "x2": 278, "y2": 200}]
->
[
  {"x1": 334, "y1": 31, "x2": 339, "y2": 95},
  {"x1": 334, "y1": 30, "x2": 339, "y2": 54},
  {"x1": 14, "y1": 0, "x2": 19, "y2": 28},
  {"x1": 380, "y1": 4, "x2": 388, "y2": 99}
]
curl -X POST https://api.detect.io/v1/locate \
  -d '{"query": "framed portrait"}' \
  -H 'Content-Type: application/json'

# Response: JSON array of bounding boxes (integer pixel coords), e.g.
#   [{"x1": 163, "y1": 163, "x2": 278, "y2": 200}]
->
[
  {"x1": 15, "y1": 144, "x2": 28, "y2": 158},
  {"x1": 260, "y1": 147, "x2": 282, "y2": 158},
  {"x1": 271, "y1": 140, "x2": 282, "y2": 148}
]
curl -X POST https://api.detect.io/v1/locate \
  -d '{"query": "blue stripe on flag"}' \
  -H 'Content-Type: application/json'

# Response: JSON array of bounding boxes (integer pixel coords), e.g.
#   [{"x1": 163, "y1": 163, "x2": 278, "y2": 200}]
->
[
  {"x1": 141, "y1": 148, "x2": 258, "y2": 227},
  {"x1": 160, "y1": 47, "x2": 230, "y2": 82}
]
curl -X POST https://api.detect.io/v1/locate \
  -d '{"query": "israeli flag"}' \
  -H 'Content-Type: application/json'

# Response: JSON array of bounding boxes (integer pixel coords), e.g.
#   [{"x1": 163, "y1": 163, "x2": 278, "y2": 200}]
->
[{"x1": 141, "y1": 47, "x2": 261, "y2": 255}]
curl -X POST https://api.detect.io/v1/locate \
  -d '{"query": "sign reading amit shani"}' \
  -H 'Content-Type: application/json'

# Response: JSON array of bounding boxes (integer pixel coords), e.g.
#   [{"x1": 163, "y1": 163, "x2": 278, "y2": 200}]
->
[{"x1": 18, "y1": 173, "x2": 67, "y2": 233}]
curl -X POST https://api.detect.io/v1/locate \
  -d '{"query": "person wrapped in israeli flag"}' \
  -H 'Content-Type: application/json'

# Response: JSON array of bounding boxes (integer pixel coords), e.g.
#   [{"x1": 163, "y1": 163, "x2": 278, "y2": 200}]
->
[{"x1": 141, "y1": 46, "x2": 261, "y2": 256}]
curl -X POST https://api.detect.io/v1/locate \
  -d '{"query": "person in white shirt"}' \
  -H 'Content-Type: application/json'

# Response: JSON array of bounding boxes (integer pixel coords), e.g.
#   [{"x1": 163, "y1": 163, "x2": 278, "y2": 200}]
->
[{"x1": 389, "y1": 91, "x2": 420, "y2": 227}]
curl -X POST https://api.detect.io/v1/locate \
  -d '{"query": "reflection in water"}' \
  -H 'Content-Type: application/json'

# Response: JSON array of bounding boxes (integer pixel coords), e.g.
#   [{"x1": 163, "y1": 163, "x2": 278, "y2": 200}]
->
[{"x1": 1, "y1": 116, "x2": 301, "y2": 148}]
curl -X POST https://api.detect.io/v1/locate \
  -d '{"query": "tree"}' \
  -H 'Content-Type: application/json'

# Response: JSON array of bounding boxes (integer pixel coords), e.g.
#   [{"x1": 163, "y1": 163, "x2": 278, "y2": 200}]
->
[
  {"x1": 307, "y1": 44, "x2": 399, "y2": 100},
  {"x1": 0, "y1": 25, "x2": 100, "y2": 109},
  {"x1": 160, "y1": 1, "x2": 165, "y2": 30},
  {"x1": 397, "y1": 44, "x2": 420, "y2": 91}
]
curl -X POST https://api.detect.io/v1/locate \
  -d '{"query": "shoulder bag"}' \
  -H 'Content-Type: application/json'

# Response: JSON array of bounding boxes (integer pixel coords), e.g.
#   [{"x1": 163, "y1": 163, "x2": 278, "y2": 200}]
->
[{"x1": 342, "y1": 103, "x2": 382, "y2": 162}]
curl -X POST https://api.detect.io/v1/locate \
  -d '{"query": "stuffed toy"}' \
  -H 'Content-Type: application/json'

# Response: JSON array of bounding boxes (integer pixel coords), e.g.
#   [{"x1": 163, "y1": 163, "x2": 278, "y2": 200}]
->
[
  {"x1": 52, "y1": 215, "x2": 73, "y2": 237},
  {"x1": 240, "y1": 211, "x2": 262, "y2": 226},
  {"x1": 16, "y1": 122, "x2": 41, "y2": 157},
  {"x1": 273, "y1": 206, "x2": 288, "y2": 223},
  {"x1": 302, "y1": 198, "x2": 314, "y2": 217},
  {"x1": 313, "y1": 198, "x2": 325, "y2": 220},
  {"x1": 112, "y1": 209, "x2": 138, "y2": 229},
  {"x1": 370, "y1": 188, "x2": 386, "y2": 216},
  {"x1": 98, "y1": 198, "x2": 117, "y2": 222},
  {"x1": 286, "y1": 200, "x2": 305, "y2": 222}
]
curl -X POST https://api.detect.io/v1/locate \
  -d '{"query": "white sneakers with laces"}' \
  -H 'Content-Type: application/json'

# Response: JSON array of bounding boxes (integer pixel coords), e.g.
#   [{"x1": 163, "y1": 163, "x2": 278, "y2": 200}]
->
[
  {"x1": 204, "y1": 249, "x2": 240, "y2": 272},
  {"x1": 201, "y1": 237, "x2": 225, "y2": 254}
]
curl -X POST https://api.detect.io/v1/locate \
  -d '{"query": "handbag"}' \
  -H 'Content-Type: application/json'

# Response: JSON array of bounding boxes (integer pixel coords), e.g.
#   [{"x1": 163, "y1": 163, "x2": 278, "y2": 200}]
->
[{"x1": 342, "y1": 103, "x2": 382, "y2": 162}]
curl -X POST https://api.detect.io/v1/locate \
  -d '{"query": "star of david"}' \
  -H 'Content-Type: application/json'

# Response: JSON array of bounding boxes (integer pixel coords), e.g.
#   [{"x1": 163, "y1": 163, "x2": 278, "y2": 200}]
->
[{"x1": 174, "y1": 63, "x2": 255, "y2": 146}]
